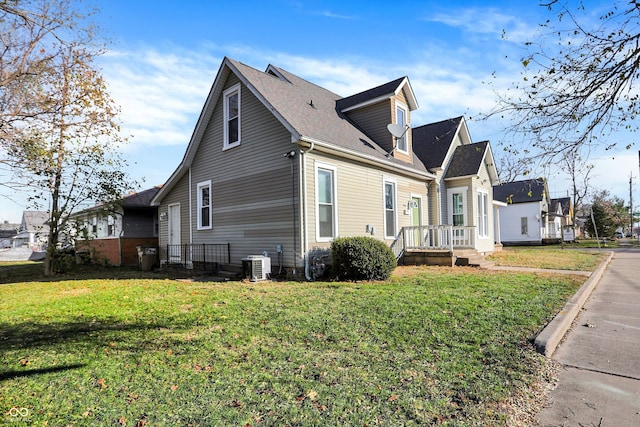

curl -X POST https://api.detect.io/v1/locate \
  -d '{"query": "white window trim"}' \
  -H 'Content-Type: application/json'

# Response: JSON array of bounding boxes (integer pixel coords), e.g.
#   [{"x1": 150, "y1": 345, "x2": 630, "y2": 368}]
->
[
  {"x1": 447, "y1": 186, "x2": 468, "y2": 225},
  {"x1": 223, "y1": 84, "x2": 241, "y2": 150},
  {"x1": 315, "y1": 162, "x2": 338, "y2": 242},
  {"x1": 197, "y1": 180, "x2": 212, "y2": 230},
  {"x1": 477, "y1": 189, "x2": 489, "y2": 239},
  {"x1": 107, "y1": 215, "x2": 115, "y2": 237},
  {"x1": 383, "y1": 178, "x2": 398, "y2": 239},
  {"x1": 395, "y1": 101, "x2": 409, "y2": 154}
]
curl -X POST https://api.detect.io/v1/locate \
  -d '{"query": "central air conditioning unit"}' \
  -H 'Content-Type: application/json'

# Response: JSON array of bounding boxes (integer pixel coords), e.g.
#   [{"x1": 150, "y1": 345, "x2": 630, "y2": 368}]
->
[{"x1": 241, "y1": 255, "x2": 271, "y2": 281}]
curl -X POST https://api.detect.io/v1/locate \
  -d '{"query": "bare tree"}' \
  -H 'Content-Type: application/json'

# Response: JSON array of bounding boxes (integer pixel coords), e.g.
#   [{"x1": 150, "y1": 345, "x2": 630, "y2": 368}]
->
[
  {"x1": 560, "y1": 147, "x2": 593, "y2": 228},
  {"x1": 0, "y1": 0, "x2": 94, "y2": 135},
  {"x1": 1, "y1": 1, "x2": 133, "y2": 275},
  {"x1": 491, "y1": 1, "x2": 640, "y2": 160}
]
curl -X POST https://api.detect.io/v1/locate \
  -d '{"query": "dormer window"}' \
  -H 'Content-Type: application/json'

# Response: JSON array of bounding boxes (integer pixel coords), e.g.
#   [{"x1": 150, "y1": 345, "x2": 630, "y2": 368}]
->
[
  {"x1": 395, "y1": 102, "x2": 408, "y2": 153},
  {"x1": 223, "y1": 84, "x2": 241, "y2": 150}
]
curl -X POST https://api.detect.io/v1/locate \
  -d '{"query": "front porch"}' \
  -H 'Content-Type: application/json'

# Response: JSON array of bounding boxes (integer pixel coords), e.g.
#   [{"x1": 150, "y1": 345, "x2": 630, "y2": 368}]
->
[{"x1": 391, "y1": 225, "x2": 490, "y2": 267}]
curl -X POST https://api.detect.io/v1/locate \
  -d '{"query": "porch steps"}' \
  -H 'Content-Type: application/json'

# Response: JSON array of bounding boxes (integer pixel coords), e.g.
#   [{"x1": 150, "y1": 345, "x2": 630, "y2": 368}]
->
[{"x1": 453, "y1": 250, "x2": 493, "y2": 268}]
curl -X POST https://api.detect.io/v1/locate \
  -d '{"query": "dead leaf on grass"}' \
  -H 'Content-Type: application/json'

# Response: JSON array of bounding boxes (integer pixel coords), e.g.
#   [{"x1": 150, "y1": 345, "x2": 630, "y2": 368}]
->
[{"x1": 96, "y1": 378, "x2": 107, "y2": 390}]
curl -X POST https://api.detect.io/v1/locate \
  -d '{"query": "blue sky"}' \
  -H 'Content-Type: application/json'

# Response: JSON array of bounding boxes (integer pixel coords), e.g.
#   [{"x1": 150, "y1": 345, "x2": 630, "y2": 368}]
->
[{"x1": 1, "y1": 0, "x2": 637, "y2": 223}]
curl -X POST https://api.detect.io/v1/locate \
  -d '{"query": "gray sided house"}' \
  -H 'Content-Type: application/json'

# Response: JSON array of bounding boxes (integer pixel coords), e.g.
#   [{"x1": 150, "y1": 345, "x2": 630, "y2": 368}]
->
[
  {"x1": 13, "y1": 211, "x2": 49, "y2": 251},
  {"x1": 152, "y1": 57, "x2": 501, "y2": 277},
  {"x1": 73, "y1": 186, "x2": 160, "y2": 266},
  {"x1": 493, "y1": 178, "x2": 556, "y2": 245},
  {"x1": 0, "y1": 221, "x2": 19, "y2": 248}
]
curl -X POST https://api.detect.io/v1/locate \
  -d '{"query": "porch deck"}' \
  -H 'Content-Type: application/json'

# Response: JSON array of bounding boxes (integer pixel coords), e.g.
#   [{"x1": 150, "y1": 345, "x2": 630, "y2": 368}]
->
[{"x1": 391, "y1": 225, "x2": 487, "y2": 267}]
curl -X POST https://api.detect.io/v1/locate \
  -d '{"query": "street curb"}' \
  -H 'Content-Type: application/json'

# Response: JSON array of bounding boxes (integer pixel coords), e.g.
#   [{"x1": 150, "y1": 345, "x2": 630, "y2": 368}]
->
[{"x1": 533, "y1": 251, "x2": 614, "y2": 358}]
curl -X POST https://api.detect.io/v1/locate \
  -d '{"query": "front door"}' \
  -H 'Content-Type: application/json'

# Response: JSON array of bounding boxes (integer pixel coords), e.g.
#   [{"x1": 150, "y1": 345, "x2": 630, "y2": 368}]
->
[
  {"x1": 447, "y1": 188, "x2": 467, "y2": 242},
  {"x1": 168, "y1": 203, "x2": 181, "y2": 262},
  {"x1": 411, "y1": 196, "x2": 422, "y2": 247}
]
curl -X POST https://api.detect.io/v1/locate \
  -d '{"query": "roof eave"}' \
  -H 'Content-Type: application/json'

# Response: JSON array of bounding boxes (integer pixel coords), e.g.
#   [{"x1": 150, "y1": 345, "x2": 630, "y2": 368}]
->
[{"x1": 299, "y1": 136, "x2": 436, "y2": 181}]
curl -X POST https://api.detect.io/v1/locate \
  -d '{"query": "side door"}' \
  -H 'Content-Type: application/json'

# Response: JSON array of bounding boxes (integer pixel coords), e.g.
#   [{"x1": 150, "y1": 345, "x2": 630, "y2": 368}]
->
[{"x1": 168, "y1": 203, "x2": 181, "y2": 262}]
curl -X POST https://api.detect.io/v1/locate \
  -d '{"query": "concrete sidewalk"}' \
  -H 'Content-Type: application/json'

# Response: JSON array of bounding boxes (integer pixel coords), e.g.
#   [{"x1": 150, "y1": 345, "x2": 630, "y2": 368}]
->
[{"x1": 537, "y1": 248, "x2": 640, "y2": 426}]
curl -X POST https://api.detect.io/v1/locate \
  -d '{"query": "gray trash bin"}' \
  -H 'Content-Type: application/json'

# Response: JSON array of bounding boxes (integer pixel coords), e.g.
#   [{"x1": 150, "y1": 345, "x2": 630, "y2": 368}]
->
[{"x1": 137, "y1": 245, "x2": 158, "y2": 271}]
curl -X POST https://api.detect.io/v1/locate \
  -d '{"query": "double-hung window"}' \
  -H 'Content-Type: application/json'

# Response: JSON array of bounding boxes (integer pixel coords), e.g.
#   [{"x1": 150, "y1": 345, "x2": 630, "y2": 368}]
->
[
  {"x1": 477, "y1": 190, "x2": 489, "y2": 238},
  {"x1": 384, "y1": 180, "x2": 397, "y2": 238},
  {"x1": 316, "y1": 164, "x2": 337, "y2": 241},
  {"x1": 223, "y1": 84, "x2": 241, "y2": 149},
  {"x1": 197, "y1": 180, "x2": 212, "y2": 230},
  {"x1": 107, "y1": 215, "x2": 115, "y2": 237},
  {"x1": 395, "y1": 103, "x2": 408, "y2": 153}
]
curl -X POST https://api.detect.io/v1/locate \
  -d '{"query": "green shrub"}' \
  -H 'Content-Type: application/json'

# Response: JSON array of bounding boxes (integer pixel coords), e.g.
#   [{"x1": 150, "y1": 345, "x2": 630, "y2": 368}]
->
[{"x1": 330, "y1": 236, "x2": 397, "y2": 281}]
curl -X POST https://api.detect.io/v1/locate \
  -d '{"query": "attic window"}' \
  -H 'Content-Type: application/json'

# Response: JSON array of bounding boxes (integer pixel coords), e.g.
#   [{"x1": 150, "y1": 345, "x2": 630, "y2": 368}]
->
[
  {"x1": 223, "y1": 84, "x2": 241, "y2": 150},
  {"x1": 395, "y1": 103, "x2": 408, "y2": 153}
]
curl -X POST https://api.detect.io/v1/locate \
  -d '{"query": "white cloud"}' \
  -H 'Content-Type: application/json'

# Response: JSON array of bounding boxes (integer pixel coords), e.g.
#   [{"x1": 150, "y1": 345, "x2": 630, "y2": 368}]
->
[
  {"x1": 100, "y1": 46, "x2": 219, "y2": 150},
  {"x1": 103, "y1": 38, "x2": 640, "y2": 204},
  {"x1": 428, "y1": 7, "x2": 539, "y2": 43}
]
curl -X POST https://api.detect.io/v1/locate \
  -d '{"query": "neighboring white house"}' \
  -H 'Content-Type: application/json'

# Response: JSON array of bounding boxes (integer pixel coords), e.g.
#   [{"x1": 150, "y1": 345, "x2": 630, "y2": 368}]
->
[
  {"x1": 493, "y1": 178, "x2": 552, "y2": 245},
  {"x1": 13, "y1": 211, "x2": 49, "y2": 250}
]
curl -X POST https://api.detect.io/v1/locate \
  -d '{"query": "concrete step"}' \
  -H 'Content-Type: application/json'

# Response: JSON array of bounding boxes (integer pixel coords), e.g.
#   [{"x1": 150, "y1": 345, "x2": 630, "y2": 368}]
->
[{"x1": 455, "y1": 255, "x2": 494, "y2": 268}]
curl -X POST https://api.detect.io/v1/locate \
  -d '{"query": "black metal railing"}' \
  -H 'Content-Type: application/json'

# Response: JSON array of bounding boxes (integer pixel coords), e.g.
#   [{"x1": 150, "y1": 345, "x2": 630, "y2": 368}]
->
[{"x1": 162, "y1": 243, "x2": 230, "y2": 271}]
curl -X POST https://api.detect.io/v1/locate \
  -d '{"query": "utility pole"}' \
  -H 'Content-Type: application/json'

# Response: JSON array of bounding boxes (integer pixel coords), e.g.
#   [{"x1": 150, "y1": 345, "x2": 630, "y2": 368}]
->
[{"x1": 630, "y1": 173, "x2": 634, "y2": 236}]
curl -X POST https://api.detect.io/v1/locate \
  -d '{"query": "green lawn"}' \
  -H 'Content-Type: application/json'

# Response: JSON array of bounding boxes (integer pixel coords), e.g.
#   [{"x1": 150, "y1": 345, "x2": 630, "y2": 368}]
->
[
  {"x1": 487, "y1": 247, "x2": 607, "y2": 271},
  {"x1": 0, "y1": 262, "x2": 585, "y2": 426}
]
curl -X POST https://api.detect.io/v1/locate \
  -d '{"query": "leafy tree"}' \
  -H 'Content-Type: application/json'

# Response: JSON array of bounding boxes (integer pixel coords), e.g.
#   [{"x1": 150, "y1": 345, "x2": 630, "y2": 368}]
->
[
  {"x1": 0, "y1": 1, "x2": 133, "y2": 275},
  {"x1": 584, "y1": 190, "x2": 627, "y2": 238},
  {"x1": 492, "y1": 0, "x2": 640, "y2": 163}
]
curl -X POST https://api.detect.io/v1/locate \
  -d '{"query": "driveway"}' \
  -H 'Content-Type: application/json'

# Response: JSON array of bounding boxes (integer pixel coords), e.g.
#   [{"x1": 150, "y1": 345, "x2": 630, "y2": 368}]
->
[{"x1": 0, "y1": 247, "x2": 45, "y2": 261}]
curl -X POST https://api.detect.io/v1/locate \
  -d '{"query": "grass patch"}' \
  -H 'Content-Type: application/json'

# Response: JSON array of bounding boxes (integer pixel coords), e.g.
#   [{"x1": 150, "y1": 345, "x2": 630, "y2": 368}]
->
[
  {"x1": 0, "y1": 263, "x2": 585, "y2": 426},
  {"x1": 487, "y1": 247, "x2": 607, "y2": 271}
]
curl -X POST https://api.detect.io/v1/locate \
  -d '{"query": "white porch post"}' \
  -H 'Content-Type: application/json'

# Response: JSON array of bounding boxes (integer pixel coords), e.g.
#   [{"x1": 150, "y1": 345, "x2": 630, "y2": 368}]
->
[{"x1": 493, "y1": 201, "x2": 507, "y2": 246}]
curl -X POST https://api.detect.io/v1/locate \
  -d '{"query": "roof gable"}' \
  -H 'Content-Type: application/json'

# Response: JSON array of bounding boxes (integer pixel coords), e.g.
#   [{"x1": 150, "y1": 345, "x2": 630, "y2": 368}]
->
[
  {"x1": 444, "y1": 141, "x2": 489, "y2": 179},
  {"x1": 412, "y1": 117, "x2": 464, "y2": 170},
  {"x1": 21, "y1": 211, "x2": 49, "y2": 231},
  {"x1": 551, "y1": 196, "x2": 572, "y2": 216}
]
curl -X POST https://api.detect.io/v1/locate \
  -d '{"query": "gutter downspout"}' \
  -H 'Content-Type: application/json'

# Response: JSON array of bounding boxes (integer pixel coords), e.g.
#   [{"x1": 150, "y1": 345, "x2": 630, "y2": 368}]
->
[
  {"x1": 300, "y1": 141, "x2": 315, "y2": 280},
  {"x1": 189, "y1": 168, "x2": 193, "y2": 245}
]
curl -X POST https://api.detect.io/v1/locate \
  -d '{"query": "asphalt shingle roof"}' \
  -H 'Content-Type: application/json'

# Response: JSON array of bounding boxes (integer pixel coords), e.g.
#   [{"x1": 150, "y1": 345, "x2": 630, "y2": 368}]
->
[
  {"x1": 120, "y1": 186, "x2": 162, "y2": 208},
  {"x1": 335, "y1": 77, "x2": 407, "y2": 111},
  {"x1": 227, "y1": 59, "x2": 431, "y2": 174},
  {"x1": 412, "y1": 117, "x2": 463, "y2": 170},
  {"x1": 493, "y1": 178, "x2": 547, "y2": 204},
  {"x1": 444, "y1": 141, "x2": 489, "y2": 179}
]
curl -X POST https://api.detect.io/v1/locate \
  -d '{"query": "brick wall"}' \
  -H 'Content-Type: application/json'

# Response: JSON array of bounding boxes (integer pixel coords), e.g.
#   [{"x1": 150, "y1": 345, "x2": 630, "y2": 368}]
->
[
  {"x1": 76, "y1": 237, "x2": 158, "y2": 266},
  {"x1": 121, "y1": 237, "x2": 158, "y2": 266}
]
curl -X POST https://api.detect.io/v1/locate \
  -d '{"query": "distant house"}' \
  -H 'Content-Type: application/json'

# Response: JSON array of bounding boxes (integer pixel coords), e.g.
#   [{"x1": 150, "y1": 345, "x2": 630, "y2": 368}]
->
[
  {"x1": 73, "y1": 186, "x2": 160, "y2": 266},
  {"x1": 0, "y1": 221, "x2": 19, "y2": 248},
  {"x1": 151, "y1": 57, "x2": 501, "y2": 276},
  {"x1": 13, "y1": 211, "x2": 49, "y2": 250},
  {"x1": 550, "y1": 196, "x2": 574, "y2": 241},
  {"x1": 493, "y1": 178, "x2": 556, "y2": 245}
]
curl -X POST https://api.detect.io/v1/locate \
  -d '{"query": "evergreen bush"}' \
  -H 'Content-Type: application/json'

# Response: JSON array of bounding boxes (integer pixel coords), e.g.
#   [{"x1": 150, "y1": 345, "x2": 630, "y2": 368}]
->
[{"x1": 330, "y1": 236, "x2": 397, "y2": 281}]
